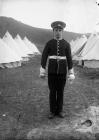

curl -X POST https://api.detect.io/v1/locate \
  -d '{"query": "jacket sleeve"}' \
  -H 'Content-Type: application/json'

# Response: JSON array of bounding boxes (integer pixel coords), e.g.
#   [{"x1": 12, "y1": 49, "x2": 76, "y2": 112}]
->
[
  {"x1": 41, "y1": 43, "x2": 49, "y2": 69},
  {"x1": 65, "y1": 43, "x2": 73, "y2": 70}
]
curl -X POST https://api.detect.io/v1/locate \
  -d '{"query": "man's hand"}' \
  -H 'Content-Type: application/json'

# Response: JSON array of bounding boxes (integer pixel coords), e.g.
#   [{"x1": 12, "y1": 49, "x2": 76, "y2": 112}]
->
[
  {"x1": 68, "y1": 74, "x2": 75, "y2": 84},
  {"x1": 39, "y1": 66, "x2": 46, "y2": 79},
  {"x1": 68, "y1": 68, "x2": 75, "y2": 84},
  {"x1": 39, "y1": 73, "x2": 46, "y2": 79}
]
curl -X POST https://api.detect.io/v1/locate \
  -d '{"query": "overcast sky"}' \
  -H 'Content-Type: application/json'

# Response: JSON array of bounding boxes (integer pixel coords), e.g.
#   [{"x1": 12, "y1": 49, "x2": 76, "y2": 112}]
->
[{"x1": 0, "y1": 0, "x2": 99, "y2": 33}]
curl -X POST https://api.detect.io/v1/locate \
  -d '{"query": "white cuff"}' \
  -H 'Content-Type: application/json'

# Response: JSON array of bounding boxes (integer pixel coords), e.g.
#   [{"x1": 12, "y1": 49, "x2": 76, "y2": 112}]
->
[
  {"x1": 68, "y1": 68, "x2": 75, "y2": 80},
  {"x1": 40, "y1": 66, "x2": 46, "y2": 76},
  {"x1": 68, "y1": 68, "x2": 74, "y2": 75}
]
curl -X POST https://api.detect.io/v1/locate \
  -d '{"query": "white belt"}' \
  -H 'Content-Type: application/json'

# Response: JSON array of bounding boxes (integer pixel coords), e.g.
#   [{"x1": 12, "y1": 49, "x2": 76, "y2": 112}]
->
[{"x1": 49, "y1": 56, "x2": 66, "y2": 60}]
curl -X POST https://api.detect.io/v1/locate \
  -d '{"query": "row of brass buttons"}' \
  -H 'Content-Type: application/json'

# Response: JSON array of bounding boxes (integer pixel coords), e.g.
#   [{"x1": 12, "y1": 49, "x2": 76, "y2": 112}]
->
[{"x1": 57, "y1": 40, "x2": 59, "y2": 56}]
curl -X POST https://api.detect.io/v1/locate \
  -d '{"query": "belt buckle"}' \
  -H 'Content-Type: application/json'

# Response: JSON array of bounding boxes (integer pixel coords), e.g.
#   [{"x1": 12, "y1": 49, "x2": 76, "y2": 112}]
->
[{"x1": 57, "y1": 56, "x2": 60, "y2": 62}]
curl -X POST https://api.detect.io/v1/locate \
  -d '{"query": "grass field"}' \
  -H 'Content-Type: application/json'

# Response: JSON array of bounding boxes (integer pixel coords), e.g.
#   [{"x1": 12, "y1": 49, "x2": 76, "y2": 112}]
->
[{"x1": 0, "y1": 55, "x2": 99, "y2": 140}]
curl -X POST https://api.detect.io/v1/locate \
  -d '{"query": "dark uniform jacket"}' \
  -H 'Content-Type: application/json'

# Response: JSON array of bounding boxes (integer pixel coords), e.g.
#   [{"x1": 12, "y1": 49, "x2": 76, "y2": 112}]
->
[{"x1": 41, "y1": 39, "x2": 73, "y2": 74}]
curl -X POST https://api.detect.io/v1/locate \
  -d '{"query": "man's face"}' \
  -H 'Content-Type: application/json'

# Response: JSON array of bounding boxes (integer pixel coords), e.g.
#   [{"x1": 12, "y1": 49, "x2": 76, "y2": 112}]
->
[{"x1": 53, "y1": 28, "x2": 63, "y2": 40}]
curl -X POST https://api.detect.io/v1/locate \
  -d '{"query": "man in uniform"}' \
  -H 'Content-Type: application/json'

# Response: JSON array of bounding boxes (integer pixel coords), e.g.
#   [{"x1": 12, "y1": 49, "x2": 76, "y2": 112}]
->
[{"x1": 40, "y1": 21, "x2": 75, "y2": 119}]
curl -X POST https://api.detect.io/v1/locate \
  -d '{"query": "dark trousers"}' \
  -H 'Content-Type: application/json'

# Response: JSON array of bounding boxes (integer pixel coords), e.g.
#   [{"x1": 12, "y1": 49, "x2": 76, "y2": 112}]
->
[{"x1": 48, "y1": 74, "x2": 66, "y2": 114}]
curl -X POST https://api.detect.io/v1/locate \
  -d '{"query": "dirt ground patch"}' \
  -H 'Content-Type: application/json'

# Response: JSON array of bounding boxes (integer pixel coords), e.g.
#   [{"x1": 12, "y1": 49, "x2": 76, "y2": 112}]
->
[{"x1": 0, "y1": 56, "x2": 99, "y2": 140}]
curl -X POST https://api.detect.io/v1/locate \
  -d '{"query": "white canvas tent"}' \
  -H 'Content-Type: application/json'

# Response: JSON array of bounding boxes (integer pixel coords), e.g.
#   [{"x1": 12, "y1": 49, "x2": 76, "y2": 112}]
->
[
  {"x1": 14, "y1": 35, "x2": 33, "y2": 56},
  {"x1": 70, "y1": 39, "x2": 75, "y2": 47},
  {"x1": 3, "y1": 31, "x2": 29, "y2": 62},
  {"x1": 79, "y1": 32, "x2": 99, "y2": 57},
  {"x1": 77, "y1": 33, "x2": 99, "y2": 68},
  {"x1": 70, "y1": 38, "x2": 80, "y2": 53},
  {"x1": 82, "y1": 60, "x2": 99, "y2": 68},
  {"x1": 81, "y1": 36, "x2": 99, "y2": 68},
  {"x1": 72, "y1": 35, "x2": 87, "y2": 58},
  {"x1": 23, "y1": 36, "x2": 41, "y2": 55},
  {"x1": 73, "y1": 42, "x2": 87, "y2": 61},
  {"x1": 82, "y1": 38, "x2": 99, "y2": 60},
  {"x1": 0, "y1": 38, "x2": 21, "y2": 68}
]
